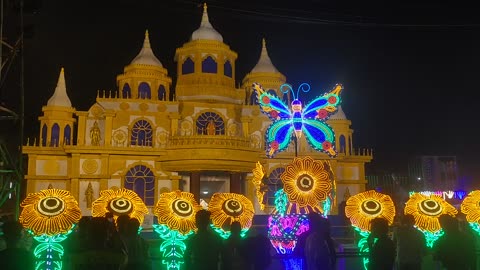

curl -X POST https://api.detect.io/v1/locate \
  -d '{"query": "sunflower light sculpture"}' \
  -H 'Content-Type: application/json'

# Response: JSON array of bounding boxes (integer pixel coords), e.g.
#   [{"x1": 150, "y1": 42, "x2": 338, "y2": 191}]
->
[
  {"x1": 345, "y1": 190, "x2": 396, "y2": 270},
  {"x1": 19, "y1": 189, "x2": 81, "y2": 270},
  {"x1": 461, "y1": 190, "x2": 480, "y2": 235},
  {"x1": 261, "y1": 157, "x2": 334, "y2": 255},
  {"x1": 208, "y1": 192, "x2": 255, "y2": 239},
  {"x1": 405, "y1": 193, "x2": 457, "y2": 248},
  {"x1": 153, "y1": 190, "x2": 202, "y2": 270},
  {"x1": 91, "y1": 188, "x2": 149, "y2": 225}
]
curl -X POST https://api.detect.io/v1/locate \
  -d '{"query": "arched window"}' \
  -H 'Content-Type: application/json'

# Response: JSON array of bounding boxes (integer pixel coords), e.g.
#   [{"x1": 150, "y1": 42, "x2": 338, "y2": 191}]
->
[
  {"x1": 265, "y1": 168, "x2": 285, "y2": 206},
  {"x1": 51, "y1": 123, "x2": 60, "y2": 147},
  {"x1": 339, "y1": 135, "x2": 346, "y2": 153},
  {"x1": 64, "y1": 125, "x2": 71, "y2": 145},
  {"x1": 130, "y1": 119, "x2": 153, "y2": 146},
  {"x1": 124, "y1": 164, "x2": 155, "y2": 206},
  {"x1": 196, "y1": 112, "x2": 225, "y2": 135},
  {"x1": 250, "y1": 91, "x2": 258, "y2": 105},
  {"x1": 202, "y1": 56, "x2": 217, "y2": 73},
  {"x1": 122, "y1": 83, "x2": 131, "y2": 98},
  {"x1": 158, "y1": 85, "x2": 166, "y2": 101},
  {"x1": 138, "y1": 82, "x2": 151, "y2": 99},
  {"x1": 182, "y1": 57, "x2": 194, "y2": 74},
  {"x1": 41, "y1": 124, "x2": 47, "y2": 146},
  {"x1": 224, "y1": 60, "x2": 232, "y2": 77},
  {"x1": 267, "y1": 89, "x2": 277, "y2": 96}
]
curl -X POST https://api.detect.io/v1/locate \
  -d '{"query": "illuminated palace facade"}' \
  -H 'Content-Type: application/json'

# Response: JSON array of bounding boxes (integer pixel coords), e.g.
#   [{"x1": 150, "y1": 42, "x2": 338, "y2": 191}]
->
[{"x1": 22, "y1": 5, "x2": 372, "y2": 227}]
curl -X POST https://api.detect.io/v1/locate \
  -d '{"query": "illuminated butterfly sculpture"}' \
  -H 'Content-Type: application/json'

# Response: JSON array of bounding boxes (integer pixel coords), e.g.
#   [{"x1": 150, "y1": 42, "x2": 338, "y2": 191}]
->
[{"x1": 253, "y1": 82, "x2": 342, "y2": 158}]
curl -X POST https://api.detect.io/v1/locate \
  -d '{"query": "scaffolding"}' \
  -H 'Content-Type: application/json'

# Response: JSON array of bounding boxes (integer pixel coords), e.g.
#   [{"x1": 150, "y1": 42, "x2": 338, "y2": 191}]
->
[{"x1": 0, "y1": 0, "x2": 24, "y2": 219}]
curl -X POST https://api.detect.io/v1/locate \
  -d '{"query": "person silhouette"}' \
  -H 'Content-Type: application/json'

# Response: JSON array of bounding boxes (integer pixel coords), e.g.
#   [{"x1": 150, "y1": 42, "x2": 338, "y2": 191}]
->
[
  {"x1": 221, "y1": 221, "x2": 248, "y2": 270},
  {"x1": 393, "y1": 214, "x2": 426, "y2": 270},
  {"x1": 0, "y1": 220, "x2": 34, "y2": 270},
  {"x1": 304, "y1": 215, "x2": 336, "y2": 270},
  {"x1": 433, "y1": 214, "x2": 476, "y2": 270},
  {"x1": 184, "y1": 210, "x2": 222, "y2": 270},
  {"x1": 368, "y1": 218, "x2": 395, "y2": 270}
]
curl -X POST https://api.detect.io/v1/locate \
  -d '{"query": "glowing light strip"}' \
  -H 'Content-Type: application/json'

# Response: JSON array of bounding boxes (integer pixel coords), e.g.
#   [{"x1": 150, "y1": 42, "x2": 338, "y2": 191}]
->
[
  {"x1": 408, "y1": 190, "x2": 467, "y2": 200},
  {"x1": 353, "y1": 226, "x2": 370, "y2": 270},
  {"x1": 153, "y1": 224, "x2": 193, "y2": 270},
  {"x1": 210, "y1": 224, "x2": 249, "y2": 239},
  {"x1": 415, "y1": 227, "x2": 444, "y2": 248},
  {"x1": 30, "y1": 225, "x2": 75, "y2": 270}
]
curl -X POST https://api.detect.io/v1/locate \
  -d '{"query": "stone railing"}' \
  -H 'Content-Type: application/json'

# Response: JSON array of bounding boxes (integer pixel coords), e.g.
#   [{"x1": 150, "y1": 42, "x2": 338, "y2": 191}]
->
[{"x1": 166, "y1": 134, "x2": 260, "y2": 149}]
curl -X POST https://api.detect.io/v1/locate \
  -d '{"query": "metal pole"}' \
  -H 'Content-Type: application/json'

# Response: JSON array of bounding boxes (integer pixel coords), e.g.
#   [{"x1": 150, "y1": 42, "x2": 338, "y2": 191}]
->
[
  {"x1": 293, "y1": 135, "x2": 298, "y2": 157},
  {"x1": 15, "y1": 0, "x2": 24, "y2": 220},
  {"x1": 0, "y1": 0, "x2": 3, "y2": 82}
]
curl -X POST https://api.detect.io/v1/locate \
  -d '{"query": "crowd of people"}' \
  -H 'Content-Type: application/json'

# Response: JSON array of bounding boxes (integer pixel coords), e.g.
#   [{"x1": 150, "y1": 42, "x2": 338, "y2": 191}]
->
[{"x1": 0, "y1": 210, "x2": 478, "y2": 270}]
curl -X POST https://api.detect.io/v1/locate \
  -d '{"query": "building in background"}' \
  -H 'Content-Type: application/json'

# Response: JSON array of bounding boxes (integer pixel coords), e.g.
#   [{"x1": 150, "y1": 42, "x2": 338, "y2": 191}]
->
[
  {"x1": 408, "y1": 155, "x2": 458, "y2": 190},
  {"x1": 21, "y1": 4, "x2": 372, "y2": 227}
]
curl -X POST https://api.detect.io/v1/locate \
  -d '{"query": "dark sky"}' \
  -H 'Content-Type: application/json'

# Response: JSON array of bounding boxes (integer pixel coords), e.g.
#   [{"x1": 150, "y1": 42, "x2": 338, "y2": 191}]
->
[{"x1": 2, "y1": 0, "x2": 480, "y2": 180}]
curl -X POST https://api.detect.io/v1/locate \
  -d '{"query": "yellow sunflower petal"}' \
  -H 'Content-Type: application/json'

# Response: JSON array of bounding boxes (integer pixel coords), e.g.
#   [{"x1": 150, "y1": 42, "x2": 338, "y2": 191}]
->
[
  {"x1": 208, "y1": 193, "x2": 255, "y2": 230},
  {"x1": 345, "y1": 190, "x2": 396, "y2": 232},
  {"x1": 154, "y1": 190, "x2": 201, "y2": 235},
  {"x1": 280, "y1": 157, "x2": 333, "y2": 212},
  {"x1": 461, "y1": 191, "x2": 480, "y2": 223},
  {"x1": 404, "y1": 193, "x2": 457, "y2": 232},
  {"x1": 19, "y1": 189, "x2": 81, "y2": 236},
  {"x1": 91, "y1": 188, "x2": 149, "y2": 225}
]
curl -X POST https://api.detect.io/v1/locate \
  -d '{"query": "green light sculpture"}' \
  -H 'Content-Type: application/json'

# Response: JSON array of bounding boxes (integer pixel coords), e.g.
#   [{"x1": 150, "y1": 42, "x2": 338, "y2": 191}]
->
[
  {"x1": 19, "y1": 189, "x2": 81, "y2": 270},
  {"x1": 345, "y1": 190, "x2": 396, "y2": 270},
  {"x1": 405, "y1": 193, "x2": 457, "y2": 248},
  {"x1": 153, "y1": 190, "x2": 202, "y2": 270}
]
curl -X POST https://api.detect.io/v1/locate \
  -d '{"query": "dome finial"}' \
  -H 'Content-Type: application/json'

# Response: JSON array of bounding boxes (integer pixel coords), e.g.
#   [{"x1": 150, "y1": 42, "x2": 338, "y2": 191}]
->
[
  {"x1": 250, "y1": 38, "x2": 280, "y2": 73},
  {"x1": 130, "y1": 30, "x2": 162, "y2": 66},
  {"x1": 47, "y1": 67, "x2": 72, "y2": 107},
  {"x1": 191, "y1": 2, "x2": 223, "y2": 42},
  {"x1": 201, "y1": 2, "x2": 210, "y2": 26}
]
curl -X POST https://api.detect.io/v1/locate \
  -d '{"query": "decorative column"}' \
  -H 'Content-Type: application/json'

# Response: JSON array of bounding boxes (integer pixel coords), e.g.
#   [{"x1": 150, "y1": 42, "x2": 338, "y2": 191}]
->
[
  {"x1": 190, "y1": 172, "x2": 201, "y2": 202},
  {"x1": 230, "y1": 172, "x2": 242, "y2": 194},
  {"x1": 240, "y1": 116, "x2": 252, "y2": 137},
  {"x1": 104, "y1": 110, "x2": 115, "y2": 146},
  {"x1": 76, "y1": 112, "x2": 88, "y2": 145},
  {"x1": 170, "y1": 175, "x2": 181, "y2": 190},
  {"x1": 169, "y1": 112, "x2": 180, "y2": 136}
]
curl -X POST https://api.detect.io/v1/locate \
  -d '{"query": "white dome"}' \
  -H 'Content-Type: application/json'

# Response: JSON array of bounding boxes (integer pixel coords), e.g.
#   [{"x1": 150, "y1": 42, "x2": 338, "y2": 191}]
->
[
  {"x1": 330, "y1": 106, "x2": 347, "y2": 120},
  {"x1": 251, "y1": 39, "x2": 279, "y2": 73},
  {"x1": 131, "y1": 30, "x2": 163, "y2": 67},
  {"x1": 191, "y1": 4, "x2": 223, "y2": 42},
  {"x1": 47, "y1": 68, "x2": 72, "y2": 107}
]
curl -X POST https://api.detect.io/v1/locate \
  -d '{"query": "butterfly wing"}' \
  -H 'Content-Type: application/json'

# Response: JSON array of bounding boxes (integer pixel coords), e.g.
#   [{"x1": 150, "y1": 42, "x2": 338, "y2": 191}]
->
[
  {"x1": 253, "y1": 83, "x2": 292, "y2": 121},
  {"x1": 302, "y1": 119, "x2": 337, "y2": 157},
  {"x1": 265, "y1": 119, "x2": 295, "y2": 158},
  {"x1": 302, "y1": 84, "x2": 343, "y2": 120}
]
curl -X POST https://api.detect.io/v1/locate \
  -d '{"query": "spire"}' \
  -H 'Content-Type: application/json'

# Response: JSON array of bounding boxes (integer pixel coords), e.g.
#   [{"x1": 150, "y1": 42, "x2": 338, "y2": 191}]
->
[
  {"x1": 251, "y1": 38, "x2": 279, "y2": 73},
  {"x1": 131, "y1": 30, "x2": 163, "y2": 67},
  {"x1": 47, "y1": 68, "x2": 72, "y2": 107},
  {"x1": 330, "y1": 106, "x2": 347, "y2": 120},
  {"x1": 191, "y1": 3, "x2": 223, "y2": 42}
]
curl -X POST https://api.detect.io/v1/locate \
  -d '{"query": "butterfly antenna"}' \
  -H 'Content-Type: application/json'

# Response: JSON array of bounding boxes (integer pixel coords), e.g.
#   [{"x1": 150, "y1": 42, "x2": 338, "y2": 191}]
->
[
  {"x1": 296, "y1": 83, "x2": 311, "y2": 100},
  {"x1": 280, "y1": 83, "x2": 294, "y2": 99}
]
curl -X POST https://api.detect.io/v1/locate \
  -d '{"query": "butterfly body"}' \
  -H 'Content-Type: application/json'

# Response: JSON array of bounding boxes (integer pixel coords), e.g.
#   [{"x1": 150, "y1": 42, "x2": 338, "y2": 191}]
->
[{"x1": 253, "y1": 83, "x2": 342, "y2": 158}]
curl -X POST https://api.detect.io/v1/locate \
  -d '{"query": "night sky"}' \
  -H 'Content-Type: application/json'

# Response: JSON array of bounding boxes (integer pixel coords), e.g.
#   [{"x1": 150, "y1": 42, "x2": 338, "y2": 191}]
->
[{"x1": 2, "y1": 0, "x2": 479, "y2": 181}]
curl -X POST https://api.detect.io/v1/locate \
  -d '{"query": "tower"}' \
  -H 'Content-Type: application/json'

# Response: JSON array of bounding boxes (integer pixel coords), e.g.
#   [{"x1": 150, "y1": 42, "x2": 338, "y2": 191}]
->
[
  {"x1": 242, "y1": 38, "x2": 286, "y2": 105},
  {"x1": 116, "y1": 30, "x2": 172, "y2": 100},
  {"x1": 327, "y1": 106, "x2": 353, "y2": 156},
  {"x1": 174, "y1": 3, "x2": 241, "y2": 103},
  {"x1": 38, "y1": 68, "x2": 76, "y2": 146}
]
